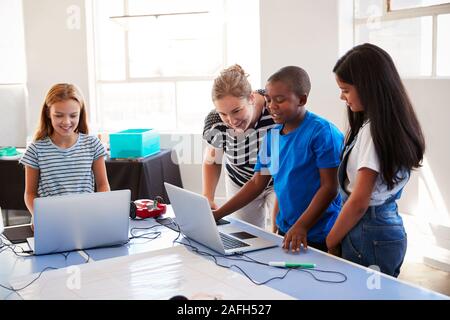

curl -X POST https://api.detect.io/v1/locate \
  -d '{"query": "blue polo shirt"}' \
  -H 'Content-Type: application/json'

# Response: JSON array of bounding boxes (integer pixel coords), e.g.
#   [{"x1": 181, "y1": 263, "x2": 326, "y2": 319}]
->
[{"x1": 254, "y1": 111, "x2": 344, "y2": 243}]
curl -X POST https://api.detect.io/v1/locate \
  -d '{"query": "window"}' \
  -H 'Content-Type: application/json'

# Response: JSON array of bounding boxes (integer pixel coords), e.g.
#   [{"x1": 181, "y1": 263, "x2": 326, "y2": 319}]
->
[
  {"x1": 0, "y1": 0, "x2": 26, "y2": 84},
  {"x1": 354, "y1": 0, "x2": 450, "y2": 77},
  {"x1": 91, "y1": 0, "x2": 260, "y2": 133},
  {"x1": 389, "y1": 0, "x2": 450, "y2": 10}
]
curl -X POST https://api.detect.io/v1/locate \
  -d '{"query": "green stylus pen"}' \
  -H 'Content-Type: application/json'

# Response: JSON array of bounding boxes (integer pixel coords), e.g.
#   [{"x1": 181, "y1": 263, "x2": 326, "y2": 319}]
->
[{"x1": 268, "y1": 261, "x2": 316, "y2": 268}]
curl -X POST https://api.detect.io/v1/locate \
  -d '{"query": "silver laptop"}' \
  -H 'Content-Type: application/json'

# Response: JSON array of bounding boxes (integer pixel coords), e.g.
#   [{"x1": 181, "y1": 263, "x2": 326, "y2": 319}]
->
[
  {"x1": 164, "y1": 182, "x2": 276, "y2": 255},
  {"x1": 27, "y1": 190, "x2": 131, "y2": 255}
]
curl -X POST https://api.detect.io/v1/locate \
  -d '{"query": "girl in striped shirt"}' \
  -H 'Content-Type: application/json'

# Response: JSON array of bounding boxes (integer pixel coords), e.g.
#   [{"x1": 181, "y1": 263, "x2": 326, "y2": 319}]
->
[{"x1": 21, "y1": 83, "x2": 110, "y2": 218}]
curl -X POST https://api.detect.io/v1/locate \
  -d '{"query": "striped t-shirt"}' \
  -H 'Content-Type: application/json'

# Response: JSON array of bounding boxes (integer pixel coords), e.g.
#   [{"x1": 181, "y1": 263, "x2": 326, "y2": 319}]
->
[
  {"x1": 20, "y1": 133, "x2": 107, "y2": 197},
  {"x1": 203, "y1": 90, "x2": 276, "y2": 187}
]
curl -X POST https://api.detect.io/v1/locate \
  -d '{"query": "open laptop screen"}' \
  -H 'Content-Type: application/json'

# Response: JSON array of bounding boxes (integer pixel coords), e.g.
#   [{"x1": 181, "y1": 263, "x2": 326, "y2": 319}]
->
[{"x1": 31, "y1": 190, "x2": 131, "y2": 255}]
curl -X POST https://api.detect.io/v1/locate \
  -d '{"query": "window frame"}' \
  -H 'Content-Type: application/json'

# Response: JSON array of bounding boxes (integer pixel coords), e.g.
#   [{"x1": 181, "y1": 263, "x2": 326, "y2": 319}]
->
[
  {"x1": 0, "y1": 0, "x2": 27, "y2": 85},
  {"x1": 91, "y1": 0, "x2": 227, "y2": 133},
  {"x1": 353, "y1": 0, "x2": 450, "y2": 78}
]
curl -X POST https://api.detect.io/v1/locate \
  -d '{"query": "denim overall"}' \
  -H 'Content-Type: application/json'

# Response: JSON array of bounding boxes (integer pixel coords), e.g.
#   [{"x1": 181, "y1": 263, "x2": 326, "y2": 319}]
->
[{"x1": 338, "y1": 138, "x2": 407, "y2": 278}]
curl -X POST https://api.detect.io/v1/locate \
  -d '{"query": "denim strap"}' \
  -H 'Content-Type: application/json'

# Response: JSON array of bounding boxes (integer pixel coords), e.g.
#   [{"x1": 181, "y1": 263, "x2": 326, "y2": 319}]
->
[{"x1": 337, "y1": 134, "x2": 406, "y2": 210}]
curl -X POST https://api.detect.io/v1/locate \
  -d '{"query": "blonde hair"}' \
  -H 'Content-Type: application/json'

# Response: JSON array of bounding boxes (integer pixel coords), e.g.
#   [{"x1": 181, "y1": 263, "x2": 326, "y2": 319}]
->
[
  {"x1": 34, "y1": 83, "x2": 88, "y2": 141},
  {"x1": 211, "y1": 64, "x2": 252, "y2": 101}
]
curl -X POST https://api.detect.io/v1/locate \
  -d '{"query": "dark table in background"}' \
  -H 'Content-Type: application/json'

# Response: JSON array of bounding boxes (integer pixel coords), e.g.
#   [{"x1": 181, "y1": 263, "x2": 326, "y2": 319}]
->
[
  {"x1": 0, "y1": 148, "x2": 183, "y2": 212},
  {"x1": 106, "y1": 148, "x2": 183, "y2": 203},
  {"x1": 0, "y1": 158, "x2": 26, "y2": 211}
]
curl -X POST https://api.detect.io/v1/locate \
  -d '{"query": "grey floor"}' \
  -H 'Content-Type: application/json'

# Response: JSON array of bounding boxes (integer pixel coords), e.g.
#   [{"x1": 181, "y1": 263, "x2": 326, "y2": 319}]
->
[
  {"x1": 399, "y1": 258, "x2": 450, "y2": 297},
  {"x1": 2, "y1": 209, "x2": 450, "y2": 298},
  {"x1": 398, "y1": 214, "x2": 450, "y2": 297}
]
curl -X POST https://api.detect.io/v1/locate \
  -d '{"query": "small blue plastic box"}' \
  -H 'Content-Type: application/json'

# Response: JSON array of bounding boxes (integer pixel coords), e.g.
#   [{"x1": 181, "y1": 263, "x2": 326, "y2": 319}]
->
[{"x1": 109, "y1": 129, "x2": 160, "y2": 159}]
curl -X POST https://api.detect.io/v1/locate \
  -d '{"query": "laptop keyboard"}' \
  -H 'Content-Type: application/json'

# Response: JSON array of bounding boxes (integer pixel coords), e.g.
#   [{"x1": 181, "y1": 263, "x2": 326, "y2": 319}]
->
[{"x1": 219, "y1": 232, "x2": 250, "y2": 250}]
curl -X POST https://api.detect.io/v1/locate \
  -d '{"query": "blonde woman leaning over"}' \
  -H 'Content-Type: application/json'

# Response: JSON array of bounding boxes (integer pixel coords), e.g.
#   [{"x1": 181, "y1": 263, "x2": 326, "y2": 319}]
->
[{"x1": 202, "y1": 65, "x2": 276, "y2": 230}]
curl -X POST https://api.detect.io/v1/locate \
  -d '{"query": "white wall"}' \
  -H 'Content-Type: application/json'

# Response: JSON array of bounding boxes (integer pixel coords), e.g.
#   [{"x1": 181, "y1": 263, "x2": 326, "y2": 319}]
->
[
  {"x1": 400, "y1": 79, "x2": 450, "y2": 248},
  {"x1": 260, "y1": 0, "x2": 346, "y2": 131},
  {"x1": 0, "y1": 0, "x2": 27, "y2": 147},
  {"x1": 0, "y1": 84, "x2": 28, "y2": 147},
  {"x1": 22, "y1": 0, "x2": 90, "y2": 139},
  {"x1": 0, "y1": 0, "x2": 26, "y2": 84}
]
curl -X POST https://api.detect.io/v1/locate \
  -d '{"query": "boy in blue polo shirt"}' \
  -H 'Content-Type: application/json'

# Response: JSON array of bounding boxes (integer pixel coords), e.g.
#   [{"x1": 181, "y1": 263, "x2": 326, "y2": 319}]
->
[{"x1": 213, "y1": 66, "x2": 343, "y2": 252}]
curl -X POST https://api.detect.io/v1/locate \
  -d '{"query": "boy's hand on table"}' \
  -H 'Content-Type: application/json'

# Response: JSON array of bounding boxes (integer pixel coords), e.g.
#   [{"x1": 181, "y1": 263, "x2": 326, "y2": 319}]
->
[{"x1": 282, "y1": 223, "x2": 308, "y2": 253}]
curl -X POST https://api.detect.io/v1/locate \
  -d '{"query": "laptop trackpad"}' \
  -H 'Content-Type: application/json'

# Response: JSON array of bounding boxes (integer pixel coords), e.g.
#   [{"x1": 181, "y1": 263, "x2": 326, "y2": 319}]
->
[{"x1": 229, "y1": 231, "x2": 257, "y2": 240}]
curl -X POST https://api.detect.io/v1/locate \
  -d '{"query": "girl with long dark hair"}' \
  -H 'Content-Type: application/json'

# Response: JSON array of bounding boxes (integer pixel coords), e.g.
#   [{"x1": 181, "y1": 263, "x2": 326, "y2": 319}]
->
[{"x1": 326, "y1": 43, "x2": 425, "y2": 277}]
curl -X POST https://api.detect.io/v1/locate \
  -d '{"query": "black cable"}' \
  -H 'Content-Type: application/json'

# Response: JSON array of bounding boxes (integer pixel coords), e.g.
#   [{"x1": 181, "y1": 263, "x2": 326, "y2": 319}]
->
[
  {"x1": 60, "y1": 252, "x2": 70, "y2": 261},
  {"x1": 157, "y1": 221, "x2": 294, "y2": 285},
  {"x1": 241, "y1": 253, "x2": 348, "y2": 284},
  {"x1": 174, "y1": 239, "x2": 293, "y2": 285},
  {"x1": 0, "y1": 266, "x2": 58, "y2": 292},
  {"x1": 160, "y1": 220, "x2": 348, "y2": 285},
  {"x1": 1, "y1": 218, "x2": 347, "y2": 293},
  {"x1": 0, "y1": 234, "x2": 94, "y2": 293},
  {"x1": 0, "y1": 250, "x2": 92, "y2": 293},
  {"x1": 129, "y1": 225, "x2": 162, "y2": 241},
  {"x1": 155, "y1": 216, "x2": 179, "y2": 229},
  {"x1": 0, "y1": 236, "x2": 34, "y2": 257},
  {"x1": 128, "y1": 216, "x2": 183, "y2": 242},
  {"x1": 0, "y1": 219, "x2": 163, "y2": 293},
  {"x1": 155, "y1": 217, "x2": 183, "y2": 243}
]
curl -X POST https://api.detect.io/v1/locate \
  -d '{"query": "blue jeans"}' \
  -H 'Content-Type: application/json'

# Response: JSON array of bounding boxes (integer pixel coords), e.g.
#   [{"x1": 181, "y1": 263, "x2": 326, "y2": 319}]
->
[{"x1": 341, "y1": 200, "x2": 407, "y2": 278}]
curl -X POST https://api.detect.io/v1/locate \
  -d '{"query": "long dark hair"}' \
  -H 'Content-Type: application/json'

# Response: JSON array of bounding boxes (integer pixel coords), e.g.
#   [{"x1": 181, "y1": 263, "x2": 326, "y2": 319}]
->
[{"x1": 333, "y1": 43, "x2": 425, "y2": 189}]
